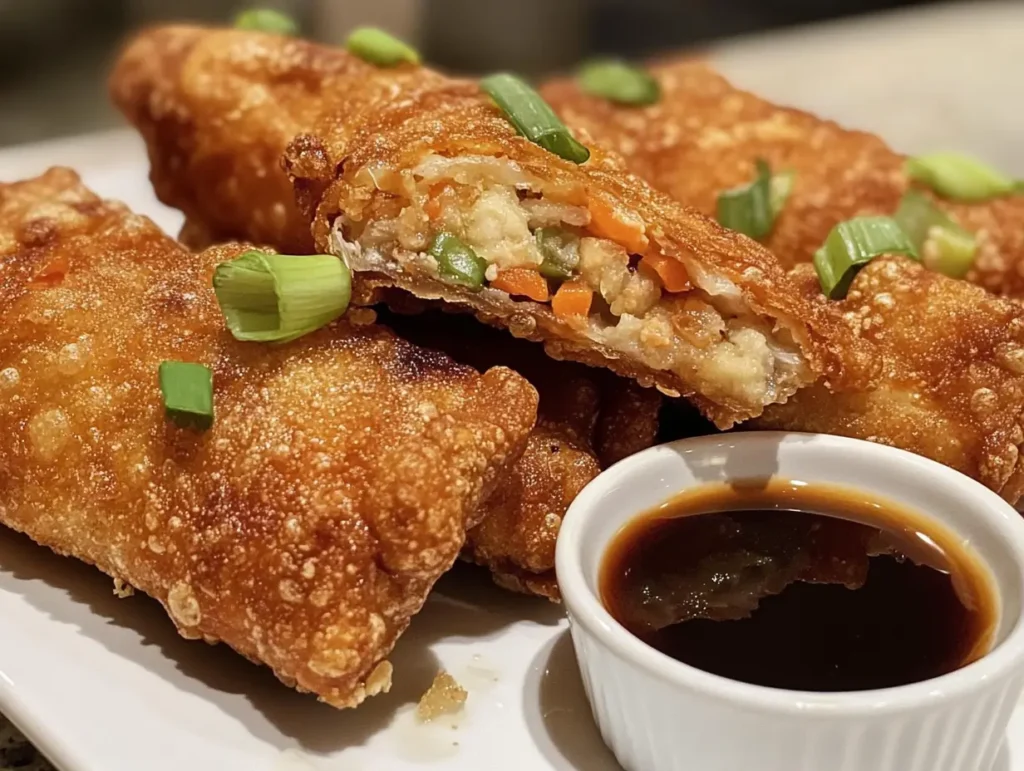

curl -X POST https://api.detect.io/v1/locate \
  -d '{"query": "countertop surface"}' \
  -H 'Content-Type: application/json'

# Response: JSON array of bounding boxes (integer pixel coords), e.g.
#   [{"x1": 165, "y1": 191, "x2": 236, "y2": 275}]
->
[{"x1": 2, "y1": 1, "x2": 1021, "y2": 768}]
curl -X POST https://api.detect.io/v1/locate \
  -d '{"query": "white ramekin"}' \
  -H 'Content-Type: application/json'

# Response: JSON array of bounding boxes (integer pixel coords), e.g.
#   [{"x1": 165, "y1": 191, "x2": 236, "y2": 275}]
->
[{"x1": 556, "y1": 432, "x2": 1024, "y2": 771}]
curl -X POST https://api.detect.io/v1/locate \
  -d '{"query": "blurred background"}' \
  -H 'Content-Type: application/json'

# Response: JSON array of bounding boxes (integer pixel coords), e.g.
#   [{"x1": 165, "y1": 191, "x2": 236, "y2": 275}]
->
[
  {"x1": 0, "y1": 0, "x2": 1020, "y2": 173},
  {"x1": 0, "y1": 0, "x2": 946, "y2": 147}
]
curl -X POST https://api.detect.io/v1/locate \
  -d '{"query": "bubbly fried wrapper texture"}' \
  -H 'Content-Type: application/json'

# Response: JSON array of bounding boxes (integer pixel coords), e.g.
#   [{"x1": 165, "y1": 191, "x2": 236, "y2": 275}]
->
[
  {"x1": 542, "y1": 58, "x2": 1024, "y2": 298},
  {"x1": 111, "y1": 25, "x2": 832, "y2": 429},
  {"x1": 381, "y1": 308, "x2": 661, "y2": 600},
  {"x1": 110, "y1": 25, "x2": 662, "y2": 600},
  {"x1": 0, "y1": 168, "x2": 538, "y2": 707},
  {"x1": 756, "y1": 257, "x2": 1024, "y2": 504}
]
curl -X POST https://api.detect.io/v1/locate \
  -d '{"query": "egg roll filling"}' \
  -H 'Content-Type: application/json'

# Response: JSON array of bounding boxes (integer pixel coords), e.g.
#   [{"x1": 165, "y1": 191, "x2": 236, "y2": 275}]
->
[{"x1": 330, "y1": 153, "x2": 806, "y2": 408}]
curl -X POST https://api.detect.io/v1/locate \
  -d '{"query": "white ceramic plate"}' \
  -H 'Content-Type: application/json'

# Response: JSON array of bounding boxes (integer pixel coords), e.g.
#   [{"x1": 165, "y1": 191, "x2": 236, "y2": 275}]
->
[
  {"x1": 1, "y1": 134, "x2": 1022, "y2": 771},
  {"x1": 3, "y1": 3, "x2": 1024, "y2": 756}
]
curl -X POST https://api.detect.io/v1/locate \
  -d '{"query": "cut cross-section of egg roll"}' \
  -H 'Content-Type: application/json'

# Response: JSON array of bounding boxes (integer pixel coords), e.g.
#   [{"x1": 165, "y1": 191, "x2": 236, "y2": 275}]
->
[
  {"x1": 0, "y1": 168, "x2": 537, "y2": 707},
  {"x1": 542, "y1": 59, "x2": 1024, "y2": 297},
  {"x1": 111, "y1": 25, "x2": 830, "y2": 428}
]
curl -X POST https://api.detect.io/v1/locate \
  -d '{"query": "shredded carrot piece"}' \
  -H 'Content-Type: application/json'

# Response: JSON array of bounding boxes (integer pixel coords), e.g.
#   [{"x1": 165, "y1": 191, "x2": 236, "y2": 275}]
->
[
  {"x1": 588, "y1": 196, "x2": 649, "y2": 255},
  {"x1": 552, "y1": 280, "x2": 593, "y2": 322},
  {"x1": 423, "y1": 183, "x2": 451, "y2": 221},
  {"x1": 642, "y1": 252, "x2": 692, "y2": 293},
  {"x1": 491, "y1": 268, "x2": 550, "y2": 302},
  {"x1": 30, "y1": 255, "x2": 69, "y2": 287}
]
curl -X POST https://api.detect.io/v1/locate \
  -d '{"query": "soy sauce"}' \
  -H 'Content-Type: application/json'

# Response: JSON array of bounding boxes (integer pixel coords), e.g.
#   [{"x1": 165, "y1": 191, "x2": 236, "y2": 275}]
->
[{"x1": 600, "y1": 480, "x2": 997, "y2": 692}]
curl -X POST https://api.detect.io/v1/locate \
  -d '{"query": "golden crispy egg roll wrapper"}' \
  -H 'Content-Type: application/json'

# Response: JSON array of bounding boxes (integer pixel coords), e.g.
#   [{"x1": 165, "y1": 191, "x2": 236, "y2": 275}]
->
[
  {"x1": 380, "y1": 308, "x2": 661, "y2": 600},
  {"x1": 110, "y1": 27, "x2": 658, "y2": 600},
  {"x1": 111, "y1": 25, "x2": 832, "y2": 429},
  {"x1": 755, "y1": 257, "x2": 1024, "y2": 503},
  {"x1": 542, "y1": 59, "x2": 1024, "y2": 297},
  {"x1": 0, "y1": 168, "x2": 539, "y2": 706}
]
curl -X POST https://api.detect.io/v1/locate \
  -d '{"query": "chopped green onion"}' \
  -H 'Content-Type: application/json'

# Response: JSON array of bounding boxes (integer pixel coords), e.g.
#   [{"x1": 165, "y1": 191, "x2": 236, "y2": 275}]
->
[
  {"x1": 346, "y1": 27, "x2": 420, "y2": 67},
  {"x1": 428, "y1": 232, "x2": 487, "y2": 290},
  {"x1": 159, "y1": 361, "x2": 213, "y2": 430},
  {"x1": 716, "y1": 159, "x2": 774, "y2": 240},
  {"x1": 536, "y1": 227, "x2": 580, "y2": 280},
  {"x1": 480, "y1": 73, "x2": 591, "y2": 165},
  {"x1": 233, "y1": 8, "x2": 298, "y2": 35},
  {"x1": 925, "y1": 224, "x2": 978, "y2": 280},
  {"x1": 213, "y1": 250, "x2": 350, "y2": 343},
  {"x1": 893, "y1": 190, "x2": 977, "y2": 279},
  {"x1": 905, "y1": 152, "x2": 1016, "y2": 202},
  {"x1": 577, "y1": 59, "x2": 660, "y2": 106},
  {"x1": 769, "y1": 169, "x2": 796, "y2": 215},
  {"x1": 813, "y1": 216, "x2": 918, "y2": 300}
]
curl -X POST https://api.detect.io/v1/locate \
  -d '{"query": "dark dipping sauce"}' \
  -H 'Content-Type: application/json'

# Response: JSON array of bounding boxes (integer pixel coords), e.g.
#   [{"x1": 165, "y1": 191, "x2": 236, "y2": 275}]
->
[{"x1": 600, "y1": 480, "x2": 998, "y2": 692}]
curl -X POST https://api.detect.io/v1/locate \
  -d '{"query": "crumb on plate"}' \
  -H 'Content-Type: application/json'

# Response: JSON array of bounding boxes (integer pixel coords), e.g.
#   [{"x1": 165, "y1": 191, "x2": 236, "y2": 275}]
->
[{"x1": 416, "y1": 670, "x2": 467, "y2": 722}]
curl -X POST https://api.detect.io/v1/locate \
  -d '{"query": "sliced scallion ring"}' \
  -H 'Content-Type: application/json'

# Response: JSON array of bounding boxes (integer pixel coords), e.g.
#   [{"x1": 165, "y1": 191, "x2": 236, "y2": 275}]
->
[
  {"x1": 577, "y1": 59, "x2": 660, "y2": 106},
  {"x1": 893, "y1": 190, "x2": 977, "y2": 278},
  {"x1": 905, "y1": 152, "x2": 1016, "y2": 202},
  {"x1": 428, "y1": 232, "x2": 487, "y2": 289},
  {"x1": 925, "y1": 224, "x2": 978, "y2": 280},
  {"x1": 480, "y1": 73, "x2": 591, "y2": 165},
  {"x1": 769, "y1": 169, "x2": 796, "y2": 215},
  {"x1": 233, "y1": 8, "x2": 298, "y2": 35},
  {"x1": 716, "y1": 159, "x2": 775, "y2": 240},
  {"x1": 213, "y1": 250, "x2": 351, "y2": 342},
  {"x1": 159, "y1": 361, "x2": 214, "y2": 430},
  {"x1": 536, "y1": 227, "x2": 580, "y2": 280},
  {"x1": 345, "y1": 27, "x2": 420, "y2": 67},
  {"x1": 813, "y1": 216, "x2": 918, "y2": 300}
]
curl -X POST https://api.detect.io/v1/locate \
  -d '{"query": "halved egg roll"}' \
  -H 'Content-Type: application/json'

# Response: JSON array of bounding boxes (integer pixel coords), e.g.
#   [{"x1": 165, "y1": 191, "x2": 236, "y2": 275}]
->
[
  {"x1": 111, "y1": 25, "x2": 829, "y2": 428},
  {"x1": 755, "y1": 256, "x2": 1024, "y2": 503},
  {"x1": 542, "y1": 59, "x2": 1024, "y2": 297},
  {"x1": 0, "y1": 168, "x2": 537, "y2": 706}
]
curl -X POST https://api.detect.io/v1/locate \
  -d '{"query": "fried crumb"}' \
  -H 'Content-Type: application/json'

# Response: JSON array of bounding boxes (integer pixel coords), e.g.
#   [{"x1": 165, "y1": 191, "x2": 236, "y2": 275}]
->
[
  {"x1": 416, "y1": 670, "x2": 467, "y2": 722},
  {"x1": 112, "y1": 578, "x2": 135, "y2": 598}
]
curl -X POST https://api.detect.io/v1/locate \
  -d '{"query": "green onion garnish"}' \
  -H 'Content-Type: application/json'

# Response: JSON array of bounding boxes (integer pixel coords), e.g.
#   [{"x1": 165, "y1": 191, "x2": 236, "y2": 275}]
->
[
  {"x1": 345, "y1": 27, "x2": 420, "y2": 67},
  {"x1": 428, "y1": 232, "x2": 487, "y2": 290},
  {"x1": 233, "y1": 8, "x2": 298, "y2": 35},
  {"x1": 813, "y1": 216, "x2": 918, "y2": 300},
  {"x1": 926, "y1": 224, "x2": 978, "y2": 280},
  {"x1": 213, "y1": 250, "x2": 350, "y2": 343},
  {"x1": 159, "y1": 361, "x2": 213, "y2": 430},
  {"x1": 769, "y1": 169, "x2": 796, "y2": 215},
  {"x1": 480, "y1": 73, "x2": 591, "y2": 165},
  {"x1": 905, "y1": 152, "x2": 1017, "y2": 202},
  {"x1": 536, "y1": 227, "x2": 580, "y2": 280},
  {"x1": 716, "y1": 159, "x2": 778, "y2": 240},
  {"x1": 577, "y1": 59, "x2": 660, "y2": 106},
  {"x1": 893, "y1": 190, "x2": 977, "y2": 279}
]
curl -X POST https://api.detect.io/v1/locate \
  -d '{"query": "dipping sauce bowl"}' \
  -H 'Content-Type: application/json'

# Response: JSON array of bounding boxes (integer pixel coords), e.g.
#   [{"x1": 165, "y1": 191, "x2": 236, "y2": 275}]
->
[{"x1": 556, "y1": 433, "x2": 1024, "y2": 771}]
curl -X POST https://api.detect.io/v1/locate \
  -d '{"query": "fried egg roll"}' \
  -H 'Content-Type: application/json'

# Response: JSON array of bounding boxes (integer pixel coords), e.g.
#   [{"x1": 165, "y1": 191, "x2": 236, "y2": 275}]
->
[
  {"x1": 542, "y1": 59, "x2": 1024, "y2": 297},
  {"x1": 110, "y1": 26, "x2": 662, "y2": 601},
  {"x1": 0, "y1": 168, "x2": 538, "y2": 707},
  {"x1": 379, "y1": 307, "x2": 661, "y2": 599},
  {"x1": 755, "y1": 257, "x2": 1024, "y2": 503},
  {"x1": 111, "y1": 25, "x2": 831, "y2": 428}
]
